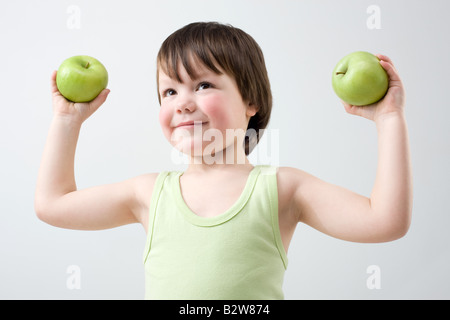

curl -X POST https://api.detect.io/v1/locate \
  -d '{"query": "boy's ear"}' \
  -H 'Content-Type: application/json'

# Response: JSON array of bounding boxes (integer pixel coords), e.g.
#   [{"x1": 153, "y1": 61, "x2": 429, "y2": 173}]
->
[{"x1": 246, "y1": 102, "x2": 259, "y2": 117}]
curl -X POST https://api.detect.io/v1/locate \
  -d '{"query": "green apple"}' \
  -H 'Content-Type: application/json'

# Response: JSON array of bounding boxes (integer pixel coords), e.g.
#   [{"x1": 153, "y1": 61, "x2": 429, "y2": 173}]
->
[
  {"x1": 56, "y1": 55, "x2": 108, "y2": 103},
  {"x1": 332, "y1": 51, "x2": 388, "y2": 106}
]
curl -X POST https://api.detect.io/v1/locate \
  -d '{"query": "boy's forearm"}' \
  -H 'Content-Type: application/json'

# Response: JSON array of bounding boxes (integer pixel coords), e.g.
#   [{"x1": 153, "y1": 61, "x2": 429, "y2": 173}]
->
[
  {"x1": 35, "y1": 116, "x2": 81, "y2": 208},
  {"x1": 370, "y1": 112, "x2": 413, "y2": 230}
]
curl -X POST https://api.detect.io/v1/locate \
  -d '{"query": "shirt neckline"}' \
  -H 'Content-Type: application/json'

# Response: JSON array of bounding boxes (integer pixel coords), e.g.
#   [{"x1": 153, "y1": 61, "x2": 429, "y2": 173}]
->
[{"x1": 172, "y1": 166, "x2": 261, "y2": 227}]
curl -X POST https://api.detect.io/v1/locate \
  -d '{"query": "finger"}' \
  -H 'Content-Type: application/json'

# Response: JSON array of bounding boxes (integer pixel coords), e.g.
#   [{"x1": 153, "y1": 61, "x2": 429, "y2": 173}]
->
[
  {"x1": 379, "y1": 59, "x2": 402, "y2": 84},
  {"x1": 88, "y1": 88, "x2": 110, "y2": 111},
  {"x1": 341, "y1": 100, "x2": 377, "y2": 121},
  {"x1": 50, "y1": 70, "x2": 59, "y2": 94},
  {"x1": 376, "y1": 54, "x2": 402, "y2": 82},
  {"x1": 341, "y1": 100, "x2": 359, "y2": 115},
  {"x1": 376, "y1": 53, "x2": 393, "y2": 64}
]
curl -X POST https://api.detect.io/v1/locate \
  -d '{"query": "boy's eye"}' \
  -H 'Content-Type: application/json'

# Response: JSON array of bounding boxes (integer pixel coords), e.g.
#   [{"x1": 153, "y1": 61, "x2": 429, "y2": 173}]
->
[
  {"x1": 197, "y1": 82, "x2": 212, "y2": 91},
  {"x1": 163, "y1": 89, "x2": 176, "y2": 97}
]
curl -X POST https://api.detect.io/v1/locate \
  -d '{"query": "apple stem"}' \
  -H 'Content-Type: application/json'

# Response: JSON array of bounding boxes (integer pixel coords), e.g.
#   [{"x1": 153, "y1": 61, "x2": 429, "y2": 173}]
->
[
  {"x1": 336, "y1": 72, "x2": 345, "y2": 75},
  {"x1": 85, "y1": 61, "x2": 90, "y2": 68}
]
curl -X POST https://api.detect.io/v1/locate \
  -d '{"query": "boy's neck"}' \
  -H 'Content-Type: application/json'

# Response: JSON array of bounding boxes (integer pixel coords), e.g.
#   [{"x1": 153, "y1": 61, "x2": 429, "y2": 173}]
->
[
  {"x1": 185, "y1": 145, "x2": 253, "y2": 175},
  {"x1": 185, "y1": 161, "x2": 254, "y2": 175}
]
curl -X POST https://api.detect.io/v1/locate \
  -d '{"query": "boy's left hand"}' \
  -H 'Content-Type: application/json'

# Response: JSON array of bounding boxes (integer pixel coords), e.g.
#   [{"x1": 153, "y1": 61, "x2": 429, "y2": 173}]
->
[{"x1": 342, "y1": 54, "x2": 405, "y2": 123}]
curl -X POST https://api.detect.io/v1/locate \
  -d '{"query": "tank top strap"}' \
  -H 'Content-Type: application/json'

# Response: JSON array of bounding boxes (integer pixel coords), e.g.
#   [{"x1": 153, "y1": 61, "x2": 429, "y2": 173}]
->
[
  {"x1": 255, "y1": 165, "x2": 288, "y2": 268},
  {"x1": 143, "y1": 171, "x2": 170, "y2": 263}
]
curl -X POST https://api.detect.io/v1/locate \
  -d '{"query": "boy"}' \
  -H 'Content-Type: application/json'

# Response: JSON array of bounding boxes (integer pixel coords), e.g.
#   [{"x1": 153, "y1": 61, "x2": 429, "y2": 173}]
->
[{"x1": 35, "y1": 22, "x2": 412, "y2": 299}]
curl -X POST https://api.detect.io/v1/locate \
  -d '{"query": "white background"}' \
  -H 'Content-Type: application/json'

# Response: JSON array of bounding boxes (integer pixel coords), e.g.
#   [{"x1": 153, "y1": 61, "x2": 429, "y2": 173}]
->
[{"x1": 1, "y1": 0, "x2": 449, "y2": 299}]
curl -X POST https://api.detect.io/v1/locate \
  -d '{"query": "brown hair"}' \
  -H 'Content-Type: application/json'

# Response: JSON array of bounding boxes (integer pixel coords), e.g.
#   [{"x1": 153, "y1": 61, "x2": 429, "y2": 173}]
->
[{"x1": 156, "y1": 22, "x2": 272, "y2": 155}]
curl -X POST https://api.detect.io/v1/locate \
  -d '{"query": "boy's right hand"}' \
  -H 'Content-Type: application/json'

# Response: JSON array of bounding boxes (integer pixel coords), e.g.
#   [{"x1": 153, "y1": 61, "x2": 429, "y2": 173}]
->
[{"x1": 51, "y1": 70, "x2": 110, "y2": 125}]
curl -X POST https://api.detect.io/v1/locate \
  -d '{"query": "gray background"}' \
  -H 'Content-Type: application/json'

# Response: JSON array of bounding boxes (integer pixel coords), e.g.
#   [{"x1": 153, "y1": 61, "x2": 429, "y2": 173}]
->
[{"x1": 1, "y1": 0, "x2": 448, "y2": 299}]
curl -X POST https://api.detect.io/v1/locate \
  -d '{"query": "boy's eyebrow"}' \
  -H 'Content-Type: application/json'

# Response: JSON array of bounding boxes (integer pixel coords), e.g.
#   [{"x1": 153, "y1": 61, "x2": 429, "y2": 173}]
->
[
  {"x1": 190, "y1": 68, "x2": 223, "y2": 81},
  {"x1": 160, "y1": 66, "x2": 223, "y2": 85}
]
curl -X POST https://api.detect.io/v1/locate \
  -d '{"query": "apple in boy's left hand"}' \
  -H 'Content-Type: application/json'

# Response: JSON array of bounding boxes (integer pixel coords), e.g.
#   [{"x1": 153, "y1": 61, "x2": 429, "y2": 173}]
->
[
  {"x1": 332, "y1": 51, "x2": 388, "y2": 106},
  {"x1": 340, "y1": 54, "x2": 405, "y2": 123}
]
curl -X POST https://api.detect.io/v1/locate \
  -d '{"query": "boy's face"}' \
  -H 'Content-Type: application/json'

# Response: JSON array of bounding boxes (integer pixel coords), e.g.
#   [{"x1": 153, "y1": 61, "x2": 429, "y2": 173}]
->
[{"x1": 158, "y1": 60, "x2": 257, "y2": 160}]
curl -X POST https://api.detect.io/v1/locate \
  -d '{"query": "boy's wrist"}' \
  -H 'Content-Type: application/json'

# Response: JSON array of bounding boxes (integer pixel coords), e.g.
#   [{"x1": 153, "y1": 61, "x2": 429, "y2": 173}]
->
[
  {"x1": 51, "y1": 113, "x2": 83, "y2": 130},
  {"x1": 374, "y1": 110, "x2": 406, "y2": 129}
]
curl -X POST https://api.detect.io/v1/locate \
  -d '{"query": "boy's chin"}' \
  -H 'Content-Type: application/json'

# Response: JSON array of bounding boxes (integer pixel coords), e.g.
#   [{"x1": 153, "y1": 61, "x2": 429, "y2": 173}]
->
[
  {"x1": 175, "y1": 145, "x2": 222, "y2": 159},
  {"x1": 171, "y1": 142, "x2": 249, "y2": 166}
]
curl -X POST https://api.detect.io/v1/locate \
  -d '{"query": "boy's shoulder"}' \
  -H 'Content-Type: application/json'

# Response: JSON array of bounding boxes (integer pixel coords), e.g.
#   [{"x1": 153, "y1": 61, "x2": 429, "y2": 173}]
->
[
  {"x1": 130, "y1": 172, "x2": 160, "y2": 184},
  {"x1": 275, "y1": 166, "x2": 313, "y2": 210},
  {"x1": 128, "y1": 172, "x2": 161, "y2": 200},
  {"x1": 276, "y1": 167, "x2": 300, "y2": 193},
  {"x1": 127, "y1": 172, "x2": 162, "y2": 225},
  {"x1": 276, "y1": 166, "x2": 309, "y2": 187}
]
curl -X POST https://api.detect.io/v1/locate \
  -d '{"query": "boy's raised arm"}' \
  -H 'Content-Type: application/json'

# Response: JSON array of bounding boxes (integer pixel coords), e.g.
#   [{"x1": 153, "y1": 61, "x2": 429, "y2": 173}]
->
[
  {"x1": 283, "y1": 54, "x2": 412, "y2": 243},
  {"x1": 34, "y1": 71, "x2": 146, "y2": 230}
]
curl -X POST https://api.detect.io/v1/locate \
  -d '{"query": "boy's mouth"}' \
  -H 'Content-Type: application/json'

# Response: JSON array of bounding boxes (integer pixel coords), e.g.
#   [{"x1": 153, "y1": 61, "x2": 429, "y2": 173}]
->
[{"x1": 175, "y1": 120, "x2": 209, "y2": 128}]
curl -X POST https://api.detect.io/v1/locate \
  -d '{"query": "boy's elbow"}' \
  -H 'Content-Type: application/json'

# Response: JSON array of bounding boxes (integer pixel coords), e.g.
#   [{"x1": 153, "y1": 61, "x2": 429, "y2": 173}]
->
[
  {"x1": 398, "y1": 215, "x2": 412, "y2": 239},
  {"x1": 34, "y1": 196, "x2": 54, "y2": 224},
  {"x1": 389, "y1": 220, "x2": 410, "y2": 241},
  {"x1": 34, "y1": 198, "x2": 47, "y2": 222},
  {"x1": 378, "y1": 209, "x2": 412, "y2": 242},
  {"x1": 395, "y1": 207, "x2": 413, "y2": 239}
]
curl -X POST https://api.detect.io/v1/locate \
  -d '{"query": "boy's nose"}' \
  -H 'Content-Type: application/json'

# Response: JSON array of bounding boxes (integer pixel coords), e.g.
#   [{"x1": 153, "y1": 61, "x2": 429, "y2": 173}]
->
[{"x1": 176, "y1": 96, "x2": 196, "y2": 114}]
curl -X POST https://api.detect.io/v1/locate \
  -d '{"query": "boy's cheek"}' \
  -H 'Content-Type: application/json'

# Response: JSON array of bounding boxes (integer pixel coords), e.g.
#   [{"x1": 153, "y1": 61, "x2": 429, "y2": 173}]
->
[
  {"x1": 202, "y1": 96, "x2": 230, "y2": 127},
  {"x1": 158, "y1": 108, "x2": 173, "y2": 139}
]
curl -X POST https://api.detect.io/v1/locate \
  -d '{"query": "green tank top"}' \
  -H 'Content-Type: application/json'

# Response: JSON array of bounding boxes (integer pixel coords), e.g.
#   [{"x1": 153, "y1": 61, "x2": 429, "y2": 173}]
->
[{"x1": 142, "y1": 165, "x2": 288, "y2": 299}]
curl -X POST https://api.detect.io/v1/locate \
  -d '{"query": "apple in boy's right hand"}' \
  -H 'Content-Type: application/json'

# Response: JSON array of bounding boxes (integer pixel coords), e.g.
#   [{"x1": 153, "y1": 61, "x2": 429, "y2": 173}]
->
[{"x1": 56, "y1": 55, "x2": 108, "y2": 103}]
